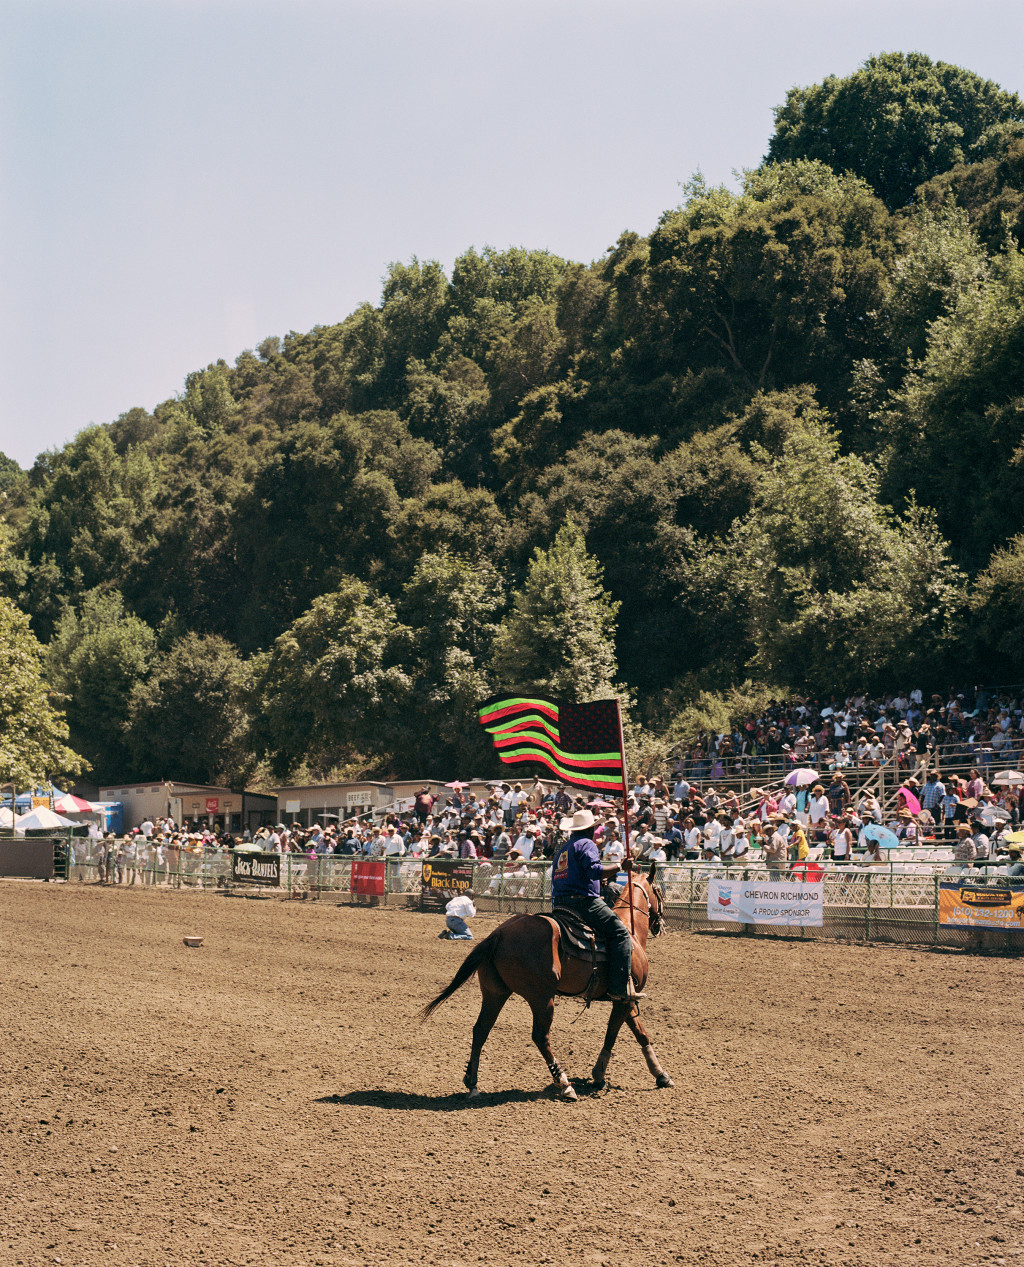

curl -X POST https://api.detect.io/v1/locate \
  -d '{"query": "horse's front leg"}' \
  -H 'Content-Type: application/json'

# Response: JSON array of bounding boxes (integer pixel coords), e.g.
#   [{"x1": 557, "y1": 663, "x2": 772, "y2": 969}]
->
[
  {"x1": 624, "y1": 1006, "x2": 674, "y2": 1088},
  {"x1": 590, "y1": 1001, "x2": 630, "y2": 1090},
  {"x1": 529, "y1": 997, "x2": 577, "y2": 1101}
]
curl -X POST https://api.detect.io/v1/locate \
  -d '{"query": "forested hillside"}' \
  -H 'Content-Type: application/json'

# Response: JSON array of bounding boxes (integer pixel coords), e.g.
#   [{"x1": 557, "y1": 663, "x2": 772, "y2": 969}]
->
[{"x1": 4, "y1": 51, "x2": 1024, "y2": 789}]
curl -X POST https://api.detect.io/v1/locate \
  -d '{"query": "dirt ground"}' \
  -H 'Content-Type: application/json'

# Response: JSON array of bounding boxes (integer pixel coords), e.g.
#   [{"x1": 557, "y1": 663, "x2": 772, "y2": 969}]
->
[{"x1": 1, "y1": 883, "x2": 1021, "y2": 1267}]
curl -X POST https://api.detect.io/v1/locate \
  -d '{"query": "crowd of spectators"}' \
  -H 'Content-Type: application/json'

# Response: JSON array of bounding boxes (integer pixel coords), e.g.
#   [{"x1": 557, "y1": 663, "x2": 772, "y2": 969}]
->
[
  {"x1": 73, "y1": 685, "x2": 1024, "y2": 885},
  {"x1": 674, "y1": 686, "x2": 1024, "y2": 780}
]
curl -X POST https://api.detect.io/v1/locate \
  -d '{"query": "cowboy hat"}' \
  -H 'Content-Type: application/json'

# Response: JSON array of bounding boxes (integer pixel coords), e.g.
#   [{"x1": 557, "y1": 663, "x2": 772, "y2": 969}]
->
[{"x1": 559, "y1": 808, "x2": 596, "y2": 832}]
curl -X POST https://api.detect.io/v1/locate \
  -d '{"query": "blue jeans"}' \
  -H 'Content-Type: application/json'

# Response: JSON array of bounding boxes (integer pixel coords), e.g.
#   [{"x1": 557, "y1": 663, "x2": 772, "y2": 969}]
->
[
  {"x1": 554, "y1": 894, "x2": 632, "y2": 994},
  {"x1": 445, "y1": 915, "x2": 473, "y2": 939}
]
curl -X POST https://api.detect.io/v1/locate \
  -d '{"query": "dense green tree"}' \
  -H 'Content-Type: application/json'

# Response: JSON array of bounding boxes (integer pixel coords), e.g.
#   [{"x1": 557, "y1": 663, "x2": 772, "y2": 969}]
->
[
  {"x1": 397, "y1": 552, "x2": 503, "y2": 773},
  {"x1": 725, "y1": 409, "x2": 966, "y2": 689},
  {"x1": 254, "y1": 579, "x2": 412, "y2": 778},
  {"x1": 878, "y1": 248, "x2": 1024, "y2": 568},
  {"x1": 0, "y1": 595, "x2": 83, "y2": 787},
  {"x1": 969, "y1": 535, "x2": 1024, "y2": 677},
  {"x1": 491, "y1": 520, "x2": 620, "y2": 700},
  {"x1": 46, "y1": 589, "x2": 156, "y2": 783},
  {"x1": 125, "y1": 632, "x2": 254, "y2": 786},
  {"x1": 766, "y1": 52, "x2": 1024, "y2": 209},
  {"x1": 918, "y1": 135, "x2": 1024, "y2": 251}
]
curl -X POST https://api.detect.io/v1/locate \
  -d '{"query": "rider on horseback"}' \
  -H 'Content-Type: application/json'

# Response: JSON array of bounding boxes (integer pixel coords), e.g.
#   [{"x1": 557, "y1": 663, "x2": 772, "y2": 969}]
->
[{"x1": 551, "y1": 808, "x2": 644, "y2": 1002}]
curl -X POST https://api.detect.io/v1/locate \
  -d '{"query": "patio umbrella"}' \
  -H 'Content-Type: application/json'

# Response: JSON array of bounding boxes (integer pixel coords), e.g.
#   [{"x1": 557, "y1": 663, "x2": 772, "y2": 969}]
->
[
  {"x1": 784, "y1": 767, "x2": 819, "y2": 788},
  {"x1": 54, "y1": 793, "x2": 95, "y2": 814},
  {"x1": 444, "y1": 781, "x2": 468, "y2": 789},
  {"x1": 992, "y1": 770, "x2": 1024, "y2": 785},
  {"x1": 0, "y1": 807, "x2": 13, "y2": 828},
  {"x1": 859, "y1": 823, "x2": 900, "y2": 850}
]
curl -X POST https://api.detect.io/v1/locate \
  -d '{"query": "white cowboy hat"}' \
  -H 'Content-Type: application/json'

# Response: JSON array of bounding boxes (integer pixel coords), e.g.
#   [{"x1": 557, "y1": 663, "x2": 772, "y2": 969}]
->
[{"x1": 559, "y1": 808, "x2": 596, "y2": 832}]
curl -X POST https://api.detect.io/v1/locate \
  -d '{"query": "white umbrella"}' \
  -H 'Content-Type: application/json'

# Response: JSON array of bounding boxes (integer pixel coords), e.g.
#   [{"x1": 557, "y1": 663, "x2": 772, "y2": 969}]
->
[
  {"x1": 0, "y1": 806, "x2": 13, "y2": 828},
  {"x1": 784, "y1": 767, "x2": 820, "y2": 788},
  {"x1": 15, "y1": 806, "x2": 77, "y2": 833},
  {"x1": 992, "y1": 770, "x2": 1024, "y2": 786}
]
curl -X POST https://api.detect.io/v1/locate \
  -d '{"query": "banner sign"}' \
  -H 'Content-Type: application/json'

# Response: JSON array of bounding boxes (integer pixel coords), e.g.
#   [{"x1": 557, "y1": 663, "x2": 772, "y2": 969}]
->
[
  {"x1": 938, "y1": 880, "x2": 1024, "y2": 929},
  {"x1": 230, "y1": 850, "x2": 280, "y2": 887},
  {"x1": 351, "y1": 859, "x2": 386, "y2": 895},
  {"x1": 285, "y1": 800, "x2": 301, "y2": 814},
  {"x1": 31, "y1": 796, "x2": 50, "y2": 810},
  {"x1": 420, "y1": 857, "x2": 475, "y2": 911},
  {"x1": 205, "y1": 798, "x2": 219, "y2": 814},
  {"x1": 345, "y1": 791, "x2": 373, "y2": 807},
  {"x1": 708, "y1": 877, "x2": 824, "y2": 927}
]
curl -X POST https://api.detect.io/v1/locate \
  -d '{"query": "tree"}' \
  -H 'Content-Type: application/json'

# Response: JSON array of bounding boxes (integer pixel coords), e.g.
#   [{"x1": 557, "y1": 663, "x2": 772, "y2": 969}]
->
[
  {"x1": 397, "y1": 552, "x2": 504, "y2": 774},
  {"x1": 125, "y1": 633, "x2": 254, "y2": 786},
  {"x1": 725, "y1": 406, "x2": 966, "y2": 690},
  {"x1": 254, "y1": 578, "x2": 412, "y2": 778},
  {"x1": 0, "y1": 596, "x2": 83, "y2": 787},
  {"x1": 490, "y1": 520, "x2": 620, "y2": 700},
  {"x1": 766, "y1": 52, "x2": 1024, "y2": 210},
  {"x1": 968, "y1": 535, "x2": 1024, "y2": 677},
  {"x1": 46, "y1": 589, "x2": 156, "y2": 784},
  {"x1": 878, "y1": 248, "x2": 1024, "y2": 568}
]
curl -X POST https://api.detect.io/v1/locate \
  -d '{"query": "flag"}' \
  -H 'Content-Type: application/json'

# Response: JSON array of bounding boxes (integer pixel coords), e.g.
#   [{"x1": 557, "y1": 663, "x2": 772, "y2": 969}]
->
[{"x1": 477, "y1": 694, "x2": 626, "y2": 794}]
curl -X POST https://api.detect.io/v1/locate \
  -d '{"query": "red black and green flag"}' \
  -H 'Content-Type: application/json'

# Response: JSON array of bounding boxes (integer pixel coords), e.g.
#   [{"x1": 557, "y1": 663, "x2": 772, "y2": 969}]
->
[{"x1": 477, "y1": 694, "x2": 627, "y2": 794}]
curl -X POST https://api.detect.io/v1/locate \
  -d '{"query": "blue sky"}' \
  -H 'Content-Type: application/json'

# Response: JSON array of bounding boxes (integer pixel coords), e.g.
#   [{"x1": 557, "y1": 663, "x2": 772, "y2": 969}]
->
[{"x1": 2, "y1": 0, "x2": 1023, "y2": 468}]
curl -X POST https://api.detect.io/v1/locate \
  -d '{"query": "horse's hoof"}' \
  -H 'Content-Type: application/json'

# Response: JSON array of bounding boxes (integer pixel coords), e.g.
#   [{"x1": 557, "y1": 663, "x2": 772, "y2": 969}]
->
[
  {"x1": 656, "y1": 1074, "x2": 674, "y2": 1089},
  {"x1": 590, "y1": 1077, "x2": 606, "y2": 1092},
  {"x1": 466, "y1": 1087, "x2": 480, "y2": 1098},
  {"x1": 559, "y1": 1084, "x2": 578, "y2": 1101}
]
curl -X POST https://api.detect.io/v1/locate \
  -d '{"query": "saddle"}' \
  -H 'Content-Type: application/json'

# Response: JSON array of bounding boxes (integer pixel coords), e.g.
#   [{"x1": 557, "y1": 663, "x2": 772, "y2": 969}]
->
[{"x1": 546, "y1": 906, "x2": 609, "y2": 964}]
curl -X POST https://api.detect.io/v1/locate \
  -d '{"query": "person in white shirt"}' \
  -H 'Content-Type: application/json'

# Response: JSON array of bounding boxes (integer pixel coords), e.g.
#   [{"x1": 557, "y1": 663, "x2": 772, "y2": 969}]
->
[
  {"x1": 383, "y1": 829, "x2": 405, "y2": 856},
  {"x1": 514, "y1": 828, "x2": 536, "y2": 860},
  {"x1": 780, "y1": 791, "x2": 797, "y2": 818},
  {"x1": 602, "y1": 835, "x2": 625, "y2": 865},
  {"x1": 140, "y1": 817, "x2": 155, "y2": 839},
  {"x1": 442, "y1": 893, "x2": 476, "y2": 939},
  {"x1": 808, "y1": 788, "x2": 830, "y2": 829},
  {"x1": 647, "y1": 842, "x2": 667, "y2": 862}
]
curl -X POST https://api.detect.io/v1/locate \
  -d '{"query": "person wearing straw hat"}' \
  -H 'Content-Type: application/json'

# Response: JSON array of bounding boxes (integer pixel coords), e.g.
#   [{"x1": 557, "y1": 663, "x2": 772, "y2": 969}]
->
[{"x1": 551, "y1": 808, "x2": 642, "y2": 1001}]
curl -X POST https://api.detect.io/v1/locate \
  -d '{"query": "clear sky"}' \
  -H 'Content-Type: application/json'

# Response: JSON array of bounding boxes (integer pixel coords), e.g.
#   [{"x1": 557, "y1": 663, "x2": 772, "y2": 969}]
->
[{"x1": 2, "y1": 0, "x2": 1023, "y2": 469}]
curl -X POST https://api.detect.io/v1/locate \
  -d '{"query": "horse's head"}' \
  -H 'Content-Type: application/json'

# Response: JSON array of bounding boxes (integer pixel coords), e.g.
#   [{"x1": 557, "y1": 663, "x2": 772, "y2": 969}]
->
[{"x1": 641, "y1": 860, "x2": 666, "y2": 937}]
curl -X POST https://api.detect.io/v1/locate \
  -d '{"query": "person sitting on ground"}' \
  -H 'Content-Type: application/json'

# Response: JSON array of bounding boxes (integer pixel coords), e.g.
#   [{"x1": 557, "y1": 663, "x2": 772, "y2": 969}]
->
[{"x1": 440, "y1": 892, "x2": 476, "y2": 940}]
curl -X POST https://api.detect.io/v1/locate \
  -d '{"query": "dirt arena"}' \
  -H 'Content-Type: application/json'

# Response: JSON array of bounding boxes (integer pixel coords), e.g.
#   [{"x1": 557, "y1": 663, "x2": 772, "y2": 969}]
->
[{"x1": 2, "y1": 883, "x2": 1021, "y2": 1267}]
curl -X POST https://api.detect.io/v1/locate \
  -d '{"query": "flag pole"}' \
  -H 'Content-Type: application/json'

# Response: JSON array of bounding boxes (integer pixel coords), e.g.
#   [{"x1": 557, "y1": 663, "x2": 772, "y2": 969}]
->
[{"x1": 614, "y1": 699, "x2": 636, "y2": 938}]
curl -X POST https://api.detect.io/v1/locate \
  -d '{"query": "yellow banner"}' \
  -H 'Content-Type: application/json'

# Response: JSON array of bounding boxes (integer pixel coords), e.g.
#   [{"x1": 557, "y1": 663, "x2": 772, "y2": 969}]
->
[
  {"x1": 31, "y1": 796, "x2": 50, "y2": 810},
  {"x1": 938, "y1": 881, "x2": 1024, "y2": 929}
]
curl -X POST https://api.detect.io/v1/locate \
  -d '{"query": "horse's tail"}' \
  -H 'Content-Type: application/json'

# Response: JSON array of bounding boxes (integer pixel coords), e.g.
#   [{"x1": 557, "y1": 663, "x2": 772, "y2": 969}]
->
[{"x1": 420, "y1": 930, "x2": 499, "y2": 1021}]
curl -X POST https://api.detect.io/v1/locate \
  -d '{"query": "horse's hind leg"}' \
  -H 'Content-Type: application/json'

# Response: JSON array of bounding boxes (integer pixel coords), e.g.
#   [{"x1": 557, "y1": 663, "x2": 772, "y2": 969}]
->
[
  {"x1": 528, "y1": 997, "x2": 577, "y2": 1101},
  {"x1": 464, "y1": 976, "x2": 509, "y2": 1097},
  {"x1": 624, "y1": 1006, "x2": 674, "y2": 1088}
]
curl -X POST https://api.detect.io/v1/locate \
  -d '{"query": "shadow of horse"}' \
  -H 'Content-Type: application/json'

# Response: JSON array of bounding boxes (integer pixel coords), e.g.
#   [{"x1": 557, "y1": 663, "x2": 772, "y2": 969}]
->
[{"x1": 315, "y1": 1087, "x2": 562, "y2": 1111}]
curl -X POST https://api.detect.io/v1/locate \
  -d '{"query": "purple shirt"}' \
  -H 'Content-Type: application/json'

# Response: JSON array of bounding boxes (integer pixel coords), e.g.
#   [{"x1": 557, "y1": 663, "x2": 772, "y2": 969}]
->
[{"x1": 552, "y1": 834, "x2": 603, "y2": 898}]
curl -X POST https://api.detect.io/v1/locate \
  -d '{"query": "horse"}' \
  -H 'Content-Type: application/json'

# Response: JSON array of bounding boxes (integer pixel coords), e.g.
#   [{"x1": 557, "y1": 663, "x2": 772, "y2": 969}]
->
[{"x1": 421, "y1": 861, "x2": 674, "y2": 1100}]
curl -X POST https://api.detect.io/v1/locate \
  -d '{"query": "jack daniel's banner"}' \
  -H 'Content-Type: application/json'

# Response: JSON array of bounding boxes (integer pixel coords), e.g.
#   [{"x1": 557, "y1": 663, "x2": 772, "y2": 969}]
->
[{"x1": 230, "y1": 850, "x2": 281, "y2": 887}]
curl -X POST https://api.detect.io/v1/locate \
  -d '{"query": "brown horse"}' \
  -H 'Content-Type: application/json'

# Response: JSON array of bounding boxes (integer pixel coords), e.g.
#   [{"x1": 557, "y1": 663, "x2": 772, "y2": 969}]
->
[{"x1": 421, "y1": 862, "x2": 674, "y2": 1100}]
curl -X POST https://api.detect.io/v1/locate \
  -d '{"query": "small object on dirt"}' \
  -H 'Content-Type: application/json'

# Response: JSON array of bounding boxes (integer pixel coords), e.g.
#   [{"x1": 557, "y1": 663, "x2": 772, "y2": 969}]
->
[{"x1": 183, "y1": 935, "x2": 204, "y2": 948}]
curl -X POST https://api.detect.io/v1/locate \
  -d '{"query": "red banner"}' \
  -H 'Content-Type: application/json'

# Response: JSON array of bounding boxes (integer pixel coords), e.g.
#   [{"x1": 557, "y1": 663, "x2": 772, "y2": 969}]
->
[
  {"x1": 205, "y1": 797, "x2": 219, "y2": 814},
  {"x1": 351, "y1": 859, "x2": 386, "y2": 895}
]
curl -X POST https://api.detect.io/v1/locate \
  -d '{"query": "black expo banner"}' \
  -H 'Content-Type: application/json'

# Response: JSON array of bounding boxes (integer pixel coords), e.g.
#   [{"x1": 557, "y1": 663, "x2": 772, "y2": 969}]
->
[
  {"x1": 419, "y1": 857, "x2": 475, "y2": 912},
  {"x1": 230, "y1": 850, "x2": 281, "y2": 887}
]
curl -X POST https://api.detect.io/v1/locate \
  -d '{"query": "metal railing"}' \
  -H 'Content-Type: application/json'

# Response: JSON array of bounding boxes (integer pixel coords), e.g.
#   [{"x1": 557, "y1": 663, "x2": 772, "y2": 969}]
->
[{"x1": 56, "y1": 843, "x2": 1024, "y2": 952}]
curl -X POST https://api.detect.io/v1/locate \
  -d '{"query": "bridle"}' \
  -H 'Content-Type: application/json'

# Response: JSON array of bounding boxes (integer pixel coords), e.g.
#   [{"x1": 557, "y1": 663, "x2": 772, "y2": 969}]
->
[{"x1": 618, "y1": 874, "x2": 665, "y2": 937}]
